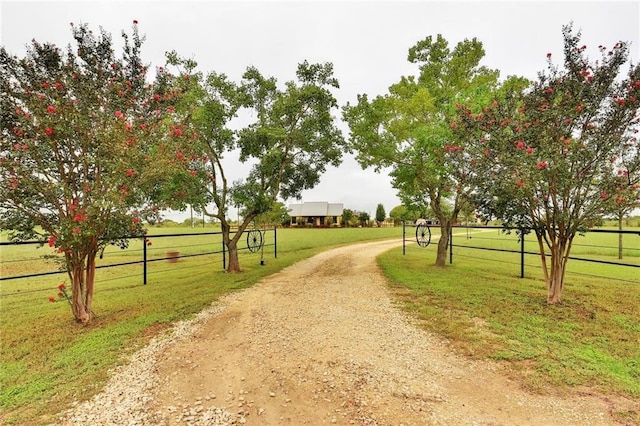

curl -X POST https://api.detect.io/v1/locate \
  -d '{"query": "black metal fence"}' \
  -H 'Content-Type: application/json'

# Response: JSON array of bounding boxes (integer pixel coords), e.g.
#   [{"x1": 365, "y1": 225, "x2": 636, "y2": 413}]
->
[
  {"x1": 402, "y1": 223, "x2": 640, "y2": 281},
  {"x1": 0, "y1": 228, "x2": 277, "y2": 296}
]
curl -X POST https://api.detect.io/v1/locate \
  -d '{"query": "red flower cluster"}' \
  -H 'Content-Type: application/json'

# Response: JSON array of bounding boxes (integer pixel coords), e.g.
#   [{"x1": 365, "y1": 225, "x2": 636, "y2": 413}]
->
[
  {"x1": 73, "y1": 212, "x2": 87, "y2": 222},
  {"x1": 47, "y1": 105, "x2": 56, "y2": 114},
  {"x1": 45, "y1": 127, "x2": 54, "y2": 136}
]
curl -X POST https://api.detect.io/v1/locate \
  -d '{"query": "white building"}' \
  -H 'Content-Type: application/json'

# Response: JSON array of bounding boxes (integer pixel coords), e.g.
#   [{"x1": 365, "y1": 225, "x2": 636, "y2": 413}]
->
[{"x1": 288, "y1": 202, "x2": 344, "y2": 227}]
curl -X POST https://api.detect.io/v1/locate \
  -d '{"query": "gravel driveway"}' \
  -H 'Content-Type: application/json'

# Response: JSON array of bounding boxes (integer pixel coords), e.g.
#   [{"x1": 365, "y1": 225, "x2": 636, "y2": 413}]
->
[{"x1": 57, "y1": 239, "x2": 636, "y2": 425}]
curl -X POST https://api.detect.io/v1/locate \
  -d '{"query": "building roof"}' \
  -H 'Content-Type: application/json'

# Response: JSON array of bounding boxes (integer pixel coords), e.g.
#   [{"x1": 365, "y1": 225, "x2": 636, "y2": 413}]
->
[{"x1": 288, "y1": 202, "x2": 344, "y2": 217}]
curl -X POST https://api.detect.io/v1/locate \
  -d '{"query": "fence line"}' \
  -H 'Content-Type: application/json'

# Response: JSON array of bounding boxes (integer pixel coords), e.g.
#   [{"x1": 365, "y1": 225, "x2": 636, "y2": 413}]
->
[
  {"x1": 402, "y1": 222, "x2": 640, "y2": 280},
  {"x1": 0, "y1": 228, "x2": 277, "y2": 295}
]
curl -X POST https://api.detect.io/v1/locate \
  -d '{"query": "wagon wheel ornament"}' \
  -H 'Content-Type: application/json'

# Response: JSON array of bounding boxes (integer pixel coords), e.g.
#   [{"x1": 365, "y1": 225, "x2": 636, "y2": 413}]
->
[
  {"x1": 415, "y1": 223, "x2": 431, "y2": 248},
  {"x1": 246, "y1": 229, "x2": 263, "y2": 253}
]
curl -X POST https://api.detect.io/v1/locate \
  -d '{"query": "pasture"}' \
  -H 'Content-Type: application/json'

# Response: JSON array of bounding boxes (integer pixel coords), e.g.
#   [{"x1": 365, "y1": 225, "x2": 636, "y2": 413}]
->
[{"x1": 1, "y1": 225, "x2": 639, "y2": 425}]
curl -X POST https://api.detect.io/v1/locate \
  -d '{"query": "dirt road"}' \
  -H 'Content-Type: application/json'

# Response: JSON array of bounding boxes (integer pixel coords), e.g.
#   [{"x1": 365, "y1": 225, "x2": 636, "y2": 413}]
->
[{"x1": 60, "y1": 239, "x2": 635, "y2": 425}]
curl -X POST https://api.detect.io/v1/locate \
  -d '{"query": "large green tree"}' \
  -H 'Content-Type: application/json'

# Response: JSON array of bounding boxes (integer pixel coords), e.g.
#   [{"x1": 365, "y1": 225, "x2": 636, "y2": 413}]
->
[
  {"x1": 343, "y1": 35, "x2": 499, "y2": 266},
  {"x1": 0, "y1": 23, "x2": 186, "y2": 323},
  {"x1": 172, "y1": 61, "x2": 346, "y2": 272},
  {"x1": 456, "y1": 25, "x2": 640, "y2": 303}
]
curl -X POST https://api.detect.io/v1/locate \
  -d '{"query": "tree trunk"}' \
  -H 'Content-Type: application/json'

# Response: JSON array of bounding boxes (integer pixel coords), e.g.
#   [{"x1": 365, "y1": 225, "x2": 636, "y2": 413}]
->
[
  {"x1": 66, "y1": 243, "x2": 99, "y2": 324},
  {"x1": 221, "y1": 213, "x2": 257, "y2": 273},
  {"x1": 435, "y1": 220, "x2": 451, "y2": 267},
  {"x1": 618, "y1": 214, "x2": 623, "y2": 260},
  {"x1": 547, "y1": 244, "x2": 564, "y2": 304},
  {"x1": 546, "y1": 235, "x2": 573, "y2": 304},
  {"x1": 69, "y1": 262, "x2": 91, "y2": 324},
  {"x1": 226, "y1": 238, "x2": 241, "y2": 273}
]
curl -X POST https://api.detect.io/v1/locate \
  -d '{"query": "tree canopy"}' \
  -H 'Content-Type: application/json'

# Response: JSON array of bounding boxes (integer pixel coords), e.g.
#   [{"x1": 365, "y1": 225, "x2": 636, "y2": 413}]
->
[
  {"x1": 167, "y1": 60, "x2": 346, "y2": 272},
  {"x1": 343, "y1": 34, "x2": 500, "y2": 265}
]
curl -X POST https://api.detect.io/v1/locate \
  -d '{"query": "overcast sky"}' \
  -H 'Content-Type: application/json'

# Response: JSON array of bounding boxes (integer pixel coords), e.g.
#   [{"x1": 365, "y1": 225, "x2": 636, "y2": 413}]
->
[{"x1": 2, "y1": 0, "x2": 639, "y2": 221}]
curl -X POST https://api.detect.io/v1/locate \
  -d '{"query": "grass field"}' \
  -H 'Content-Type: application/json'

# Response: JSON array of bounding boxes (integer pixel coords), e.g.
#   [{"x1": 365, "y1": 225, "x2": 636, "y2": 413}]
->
[
  {"x1": 0, "y1": 226, "x2": 399, "y2": 425},
  {"x1": 1, "y1": 224, "x2": 639, "y2": 424}
]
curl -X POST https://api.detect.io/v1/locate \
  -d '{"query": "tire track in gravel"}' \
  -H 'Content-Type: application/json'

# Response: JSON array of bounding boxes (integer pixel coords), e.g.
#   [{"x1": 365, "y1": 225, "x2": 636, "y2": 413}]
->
[{"x1": 143, "y1": 238, "x2": 632, "y2": 426}]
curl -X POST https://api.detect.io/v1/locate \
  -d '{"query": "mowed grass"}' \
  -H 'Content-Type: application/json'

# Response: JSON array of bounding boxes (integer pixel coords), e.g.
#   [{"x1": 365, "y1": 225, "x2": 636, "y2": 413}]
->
[
  {"x1": 379, "y1": 230, "x2": 640, "y2": 423},
  {"x1": 0, "y1": 226, "x2": 399, "y2": 425},
  {"x1": 2, "y1": 224, "x2": 640, "y2": 424}
]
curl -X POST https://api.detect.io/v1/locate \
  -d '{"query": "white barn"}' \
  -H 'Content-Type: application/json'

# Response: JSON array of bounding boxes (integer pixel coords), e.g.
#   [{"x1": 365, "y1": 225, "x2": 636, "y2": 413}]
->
[{"x1": 288, "y1": 202, "x2": 344, "y2": 227}]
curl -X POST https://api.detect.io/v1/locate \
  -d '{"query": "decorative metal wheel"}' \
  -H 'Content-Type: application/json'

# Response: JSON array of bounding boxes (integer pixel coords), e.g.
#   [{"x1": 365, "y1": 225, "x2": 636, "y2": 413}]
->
[
  {"x1": 246, "y1": 229, "x2": 263, "y2": 253},
  {"x1": 415, "y1": 223, "x2": 431, "y2": 248}
]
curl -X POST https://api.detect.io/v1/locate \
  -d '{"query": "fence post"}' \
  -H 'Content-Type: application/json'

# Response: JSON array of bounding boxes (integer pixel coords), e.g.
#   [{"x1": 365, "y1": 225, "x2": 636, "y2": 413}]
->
[
  {"x1": 402, "y1": 221, "x2": 406, "y2": 255},
  {"x1": 222, "y1": 239, "x2": 226, "y2": 270},
  {"x1": 449, "y1": 225, "x2": 453, "y2": 264},
  {"x1": 143, "y1": 237, "x2": 147, "y2": 285},
  {"x1": 274, "y1": 227, "x2": 277, "y2": 258},
  {"x1": 520, "y1": 229, "x2": 525, "y2": 278}
]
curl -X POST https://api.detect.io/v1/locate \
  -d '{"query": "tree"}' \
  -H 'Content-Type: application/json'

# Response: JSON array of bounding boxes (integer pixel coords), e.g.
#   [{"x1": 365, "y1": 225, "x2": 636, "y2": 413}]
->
[
  {"x1": 375, "y1": 203, "x2": 386, "y2": 226},
  {"x1": 342, "y1": 208, "x2": 354, "y2": 227},
  {"x1": 343, "y1": 34, "x2": 499, "y2": 266},
  {"x1": 359, "y1": 211, "x2": 370, "y2": 227},
  {"x1": 456, "y1": 24, "x2": 640, "y2": 303},
  {"x1": 173, "y1": 61, "x2": 346, "y2": 272},
  {"x1": 389, "y1": 204, "x2": 428, "y2": 225},
  {"x1": 254, "y1": 201, "x2": 290, "y2": 227},
  {"x1": 607, "y1": 130, "x2": 640, "y2": 259},
  {"x1": 0, "y1": 22, "x2": 186, "y2": 323}
]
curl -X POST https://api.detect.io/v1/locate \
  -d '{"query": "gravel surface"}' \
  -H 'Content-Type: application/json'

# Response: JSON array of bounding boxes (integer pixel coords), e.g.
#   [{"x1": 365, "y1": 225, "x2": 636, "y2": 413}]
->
[{"x1": 55, "y1": 240, "x2": 637, "y2": 425}]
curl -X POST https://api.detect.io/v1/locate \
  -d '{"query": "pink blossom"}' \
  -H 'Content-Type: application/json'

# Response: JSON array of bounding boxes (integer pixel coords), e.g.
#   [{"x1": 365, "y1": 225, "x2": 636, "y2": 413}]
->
[
  {"x1": 526, "y1": 147, "x2": 534, "y2": 154},
  {"x1": 47, "y1": 105, "x2": 56, "y2": 114},
  {"x1": 72, "y1": 227, "x2": 81, "y2": 234},
  {"x1": 516, "y1": 141, "x2": 525, "y2": 149},
  {"x1": 536, "y1": 161, "x2": 548, "y2": 169},
  {"x1": 115, "y1": 110, "x2": 124, "y2": 119},
  {"x1": 45, "y1": 127, "x2": 54, "y2": 136}
]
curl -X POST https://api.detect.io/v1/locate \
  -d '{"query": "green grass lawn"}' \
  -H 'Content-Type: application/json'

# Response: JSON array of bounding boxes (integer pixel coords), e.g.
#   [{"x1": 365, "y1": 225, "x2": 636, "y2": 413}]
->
[
  {"x1": 0, "y1": 226, "x2": 399, "y2": 425},
  {"x1": 379, "y1": 239, "x2": 639, "y2": 423},
  {"x1": 1, "y1": 224, "x2": 639, "y2": 425}
]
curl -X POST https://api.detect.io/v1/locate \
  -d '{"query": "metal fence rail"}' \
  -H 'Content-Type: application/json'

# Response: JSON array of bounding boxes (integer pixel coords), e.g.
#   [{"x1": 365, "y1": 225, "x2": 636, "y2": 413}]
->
[
  {"x1": 0, "y1": 228, "x2": 277, "y2": 295},
  {"x1": 402, "y1": 223, "x2": 640, "y2": 281}
]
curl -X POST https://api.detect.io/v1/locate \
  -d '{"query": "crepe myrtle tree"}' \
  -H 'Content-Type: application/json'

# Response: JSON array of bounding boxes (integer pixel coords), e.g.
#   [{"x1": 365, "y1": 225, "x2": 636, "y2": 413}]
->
[
  {"x1": 607, "y1": 122, "x2": 640, "y2": 259},
  {"x1": 167, "y1": 60, "x2": 346, "y2": 272},
  {"x1": 0, "y1": 22, "x2": 190, "y2": 323},
  {"x1": 343, "y1": 34, "x2": 499, "y2": 266},
  {"x1": 455, "y1": 24, "x2": 640, "y2": 303}
]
